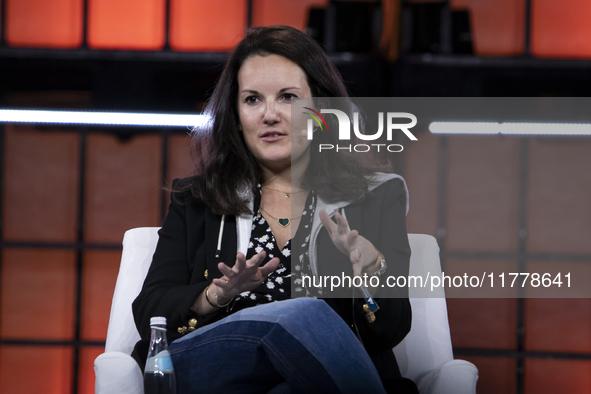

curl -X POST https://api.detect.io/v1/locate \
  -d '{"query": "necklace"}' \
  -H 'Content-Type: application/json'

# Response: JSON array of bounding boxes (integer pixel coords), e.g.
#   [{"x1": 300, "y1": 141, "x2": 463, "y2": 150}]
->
[
  {"x1": 262, "y1": 186, "x2": 307, "y2": 199},
  {"x1": 259, "y1": 206, "x2": 302, "y2": 228}
]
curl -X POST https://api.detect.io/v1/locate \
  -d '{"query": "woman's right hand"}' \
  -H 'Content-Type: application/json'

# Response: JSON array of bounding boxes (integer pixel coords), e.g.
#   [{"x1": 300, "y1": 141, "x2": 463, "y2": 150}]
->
[{"x1": 212, "y1": 251, "x2": 280, "y2": 303}]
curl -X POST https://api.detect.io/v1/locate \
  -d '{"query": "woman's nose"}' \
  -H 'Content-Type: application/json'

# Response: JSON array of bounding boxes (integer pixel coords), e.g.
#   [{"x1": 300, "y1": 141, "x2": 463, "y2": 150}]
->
[{"x1": 263, "y1": 102, "x2": 281, "y2": 124}]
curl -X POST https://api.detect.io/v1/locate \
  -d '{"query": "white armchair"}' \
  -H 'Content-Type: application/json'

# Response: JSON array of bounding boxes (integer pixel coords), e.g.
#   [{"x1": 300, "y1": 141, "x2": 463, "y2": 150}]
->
[
  {"x1": 94, "y1": 228, "x2": 478, "y2": 394},
  {"x1": 395, "y1": 234, "x2": 479, "y2": 393}
]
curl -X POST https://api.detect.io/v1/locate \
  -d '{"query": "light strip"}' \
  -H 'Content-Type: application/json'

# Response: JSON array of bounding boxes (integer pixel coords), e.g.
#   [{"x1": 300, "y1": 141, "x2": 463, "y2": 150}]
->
[
  {"x1": 430, "y1": 122, "x2": 591, "y2": 136},
  {"x1": 0, "y1": 109, "x2": 210, "y2": 128}
]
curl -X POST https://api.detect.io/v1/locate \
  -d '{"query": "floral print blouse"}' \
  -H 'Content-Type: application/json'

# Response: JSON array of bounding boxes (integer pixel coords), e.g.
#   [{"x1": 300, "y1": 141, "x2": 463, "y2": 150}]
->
[{"x1": 232, "y1": 190, "x2": 317, "y2": 310}]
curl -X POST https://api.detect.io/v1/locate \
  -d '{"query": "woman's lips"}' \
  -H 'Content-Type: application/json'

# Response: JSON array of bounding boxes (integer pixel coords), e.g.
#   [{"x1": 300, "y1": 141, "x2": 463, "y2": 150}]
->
[{"x1": 260, "y1": 132, "x2": 286, "y2": 142}]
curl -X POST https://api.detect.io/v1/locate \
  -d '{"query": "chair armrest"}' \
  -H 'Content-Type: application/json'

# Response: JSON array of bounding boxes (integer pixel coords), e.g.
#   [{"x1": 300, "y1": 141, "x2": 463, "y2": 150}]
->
[
  {"x1": 94, "y1": 351, "x2": 144, "y2": 394},
  {"x1": 415, "y1": 359, "x2": 479, "y2": 394}
]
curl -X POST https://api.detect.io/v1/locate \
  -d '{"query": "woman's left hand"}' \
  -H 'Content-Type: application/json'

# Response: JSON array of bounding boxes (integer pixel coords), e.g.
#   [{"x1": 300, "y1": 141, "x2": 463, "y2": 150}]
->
[{"x1": 319, "y1": 209, "x2": 378, "y2": 277}]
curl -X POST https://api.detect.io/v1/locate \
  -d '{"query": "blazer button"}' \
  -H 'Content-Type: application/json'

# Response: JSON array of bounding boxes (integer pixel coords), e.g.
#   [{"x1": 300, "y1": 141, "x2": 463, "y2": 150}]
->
[
  {"x1": 204, "y1": 269, "x2": 208, "y2": 279},
  {"x1": 178, "y1": 326, "x2": 188, "y2": 335},
  {"x1": 188, "y1": 318, "x2": 198, "y2": 328}
]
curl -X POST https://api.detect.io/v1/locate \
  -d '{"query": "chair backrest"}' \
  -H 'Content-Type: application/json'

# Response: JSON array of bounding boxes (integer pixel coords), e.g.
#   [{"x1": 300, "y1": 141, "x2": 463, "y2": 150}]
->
[
  {"x1": 105, "y1": 227, "x2": 160, "y2": 354},
  {"x1": 393, "y1": 234, "x2": 454, "y2": 381},
  {"x1": 105, "y1": 229, "x2": 454, "y2": 381}
]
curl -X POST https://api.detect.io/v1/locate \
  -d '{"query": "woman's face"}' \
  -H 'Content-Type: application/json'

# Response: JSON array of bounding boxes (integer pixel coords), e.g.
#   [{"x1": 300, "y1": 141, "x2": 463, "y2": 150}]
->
[{"x1": 237, "y1": 54, "x2": 312, "y2": 176}]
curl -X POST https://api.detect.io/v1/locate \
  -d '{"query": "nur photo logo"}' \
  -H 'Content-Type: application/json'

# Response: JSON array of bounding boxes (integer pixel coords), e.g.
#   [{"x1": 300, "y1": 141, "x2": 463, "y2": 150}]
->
[{"x1": 303, "y1": 107, "x2": 418, "y2": 153}]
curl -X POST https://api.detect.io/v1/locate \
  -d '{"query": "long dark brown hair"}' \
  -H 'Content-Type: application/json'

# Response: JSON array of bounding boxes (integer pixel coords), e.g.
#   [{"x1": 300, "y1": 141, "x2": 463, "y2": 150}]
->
[{"x1": 177, "y1": 25, "x2": 382, "y2": 215}]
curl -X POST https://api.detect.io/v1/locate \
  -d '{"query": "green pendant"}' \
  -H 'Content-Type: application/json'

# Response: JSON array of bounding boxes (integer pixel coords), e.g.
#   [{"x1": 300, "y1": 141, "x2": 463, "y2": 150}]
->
[{"x1": 278, "y1": 218, "x2": 290, "y2": 227}]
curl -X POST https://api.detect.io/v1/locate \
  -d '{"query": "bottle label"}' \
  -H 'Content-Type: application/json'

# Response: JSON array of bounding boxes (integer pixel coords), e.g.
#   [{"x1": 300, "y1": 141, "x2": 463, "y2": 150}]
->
[{"x1": 145, "y1": 350, "x2": 174, "y2": 372}]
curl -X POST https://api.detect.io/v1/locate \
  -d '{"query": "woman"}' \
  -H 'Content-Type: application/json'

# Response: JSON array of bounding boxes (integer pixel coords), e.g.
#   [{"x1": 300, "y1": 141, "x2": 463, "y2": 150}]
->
[{"x1": 132, "y1": 25, "x2": 416, "y2": 394}]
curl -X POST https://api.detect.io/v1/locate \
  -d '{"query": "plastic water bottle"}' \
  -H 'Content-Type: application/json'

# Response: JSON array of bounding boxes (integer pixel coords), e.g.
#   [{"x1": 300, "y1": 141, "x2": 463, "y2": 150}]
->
[{"x1": 144, "y1": 317, "x2": 177, "y2": 394}]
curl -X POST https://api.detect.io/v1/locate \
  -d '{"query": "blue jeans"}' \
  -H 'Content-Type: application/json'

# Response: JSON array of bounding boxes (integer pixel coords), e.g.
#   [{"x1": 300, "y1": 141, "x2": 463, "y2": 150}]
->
[{"x1": 169, "y1": 298, "x2": 387, "y2": 394}]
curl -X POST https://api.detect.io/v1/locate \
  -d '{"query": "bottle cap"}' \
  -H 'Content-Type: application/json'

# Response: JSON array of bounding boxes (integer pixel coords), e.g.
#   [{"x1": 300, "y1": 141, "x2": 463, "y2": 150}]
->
[{"x1": 150, "y1": 316, "x2": 167, "y2": 326}]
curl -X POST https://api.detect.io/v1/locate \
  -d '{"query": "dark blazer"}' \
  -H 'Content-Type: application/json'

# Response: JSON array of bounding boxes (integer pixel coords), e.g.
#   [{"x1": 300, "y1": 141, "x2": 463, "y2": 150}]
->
[{"x1": 132, "y1": 176, "x2": 413, "y2": 390}]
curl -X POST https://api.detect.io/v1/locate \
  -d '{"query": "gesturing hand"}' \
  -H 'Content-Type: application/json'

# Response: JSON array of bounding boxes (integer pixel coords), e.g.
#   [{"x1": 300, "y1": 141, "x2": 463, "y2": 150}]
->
[
  {"x1": 212, "y1": 251, "x2": 280, "y2": 302},
  {"x1": 319, "y1": 209, "x2": 378, "y2": 277}
]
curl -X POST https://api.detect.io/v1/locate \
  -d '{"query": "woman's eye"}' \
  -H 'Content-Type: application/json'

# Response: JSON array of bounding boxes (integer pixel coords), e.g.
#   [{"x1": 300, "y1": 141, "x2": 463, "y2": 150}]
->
[
  {"x1": 282, "y1": 93, "x2": 298, "y2": 102},
  {"x1": 245, "y1": 96, "x2": 260, "y2": 104}
]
